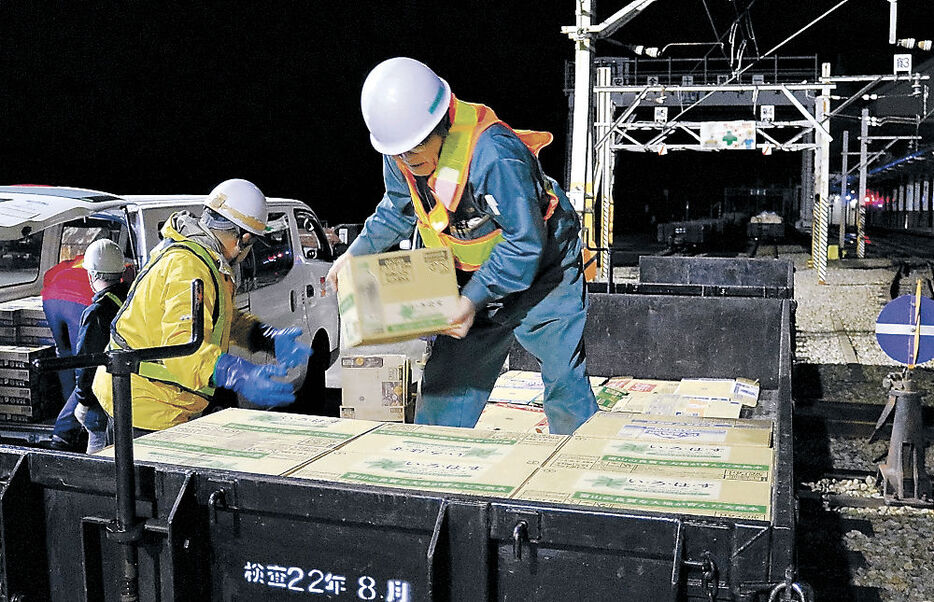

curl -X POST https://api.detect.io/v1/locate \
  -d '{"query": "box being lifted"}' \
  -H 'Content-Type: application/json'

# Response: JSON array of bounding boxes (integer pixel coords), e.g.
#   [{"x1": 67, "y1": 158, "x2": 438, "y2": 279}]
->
[{"x1": 337, "y1": 247, "x2": 459, "y2": 347}]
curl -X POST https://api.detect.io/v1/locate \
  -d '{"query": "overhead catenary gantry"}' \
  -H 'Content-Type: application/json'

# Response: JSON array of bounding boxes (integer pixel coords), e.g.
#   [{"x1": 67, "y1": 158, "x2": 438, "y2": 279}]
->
[{"x1": 562, "y1": 1, "x2": 929, "y2": 284}]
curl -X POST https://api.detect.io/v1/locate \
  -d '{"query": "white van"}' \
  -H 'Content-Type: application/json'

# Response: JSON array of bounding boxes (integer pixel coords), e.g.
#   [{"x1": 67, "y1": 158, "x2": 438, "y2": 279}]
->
[{"x1": 0, "y1": 185, "x2": 340, "y2": 416}]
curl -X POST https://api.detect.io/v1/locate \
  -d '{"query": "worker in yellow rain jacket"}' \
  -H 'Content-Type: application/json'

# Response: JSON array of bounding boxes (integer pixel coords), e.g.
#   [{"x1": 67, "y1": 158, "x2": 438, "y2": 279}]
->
[{"x1": 93, "y1": 179, "x2": 311, "y2": 433}]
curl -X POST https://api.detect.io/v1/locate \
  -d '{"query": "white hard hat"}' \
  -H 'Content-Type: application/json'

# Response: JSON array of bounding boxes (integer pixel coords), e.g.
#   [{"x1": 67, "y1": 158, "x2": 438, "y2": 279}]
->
[
  {"x1": 84, "y1": 239, "x2": 124, "y2": 274},
  {"x1": 361, "y1": 57, "x2": 451, "y2": 156},
  {"x1": 204, "y1": 179, "x2": 268, "y2": 235}
]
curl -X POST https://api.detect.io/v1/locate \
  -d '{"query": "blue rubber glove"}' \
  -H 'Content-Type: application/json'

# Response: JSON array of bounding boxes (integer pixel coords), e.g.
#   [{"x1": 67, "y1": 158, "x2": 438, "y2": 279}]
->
[
  {"x1": 265, "y1": 327, "x2": 313, "y2": 369},
  {"x1": 213, "y1": 353, "x2": 295, "y2": 408}
]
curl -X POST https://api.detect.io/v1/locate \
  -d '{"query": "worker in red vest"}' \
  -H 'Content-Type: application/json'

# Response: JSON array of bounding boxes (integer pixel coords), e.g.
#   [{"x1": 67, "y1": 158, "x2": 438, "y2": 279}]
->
[
  {"x1": 41, "y1": 254, "x2": 94, "y2": 449},
  {"x1": 326, "y1": 57, "x2": 598, "y2": 435}
]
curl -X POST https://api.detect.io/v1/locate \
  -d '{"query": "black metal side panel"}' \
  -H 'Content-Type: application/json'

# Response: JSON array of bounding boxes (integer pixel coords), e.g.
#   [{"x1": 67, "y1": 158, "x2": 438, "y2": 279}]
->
[
  {"x1": 0, "y1": 449, "x2": 49, "y2": 602},
  {"x1": 639, "y1": 256, "x2": 794, "y2": 294},
  {"x1": 489, "y1": 504, "x2": 684, "y2": 601},
  {"x1": 511, "y1": 293, "x2": 785, "y2": 389},
  {"x1": 204, "y1": 476, "x2": 459, "y2": 601}
]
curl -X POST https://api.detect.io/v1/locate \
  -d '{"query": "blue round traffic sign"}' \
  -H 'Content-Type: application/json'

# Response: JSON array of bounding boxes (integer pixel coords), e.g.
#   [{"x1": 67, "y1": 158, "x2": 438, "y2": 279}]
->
[{"x1": 875, "y1": 294, "x2": 934, "y2": 365}]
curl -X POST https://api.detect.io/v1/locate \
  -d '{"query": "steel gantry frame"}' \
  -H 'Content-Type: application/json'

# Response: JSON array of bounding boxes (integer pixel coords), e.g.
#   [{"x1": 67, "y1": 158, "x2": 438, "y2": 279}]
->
[
  {"x1": 564, "y1": 0, "x2": 929, "y2": 283},
  {"x1": 563, "y1": 0, "x2": 843, "y2": 283}
]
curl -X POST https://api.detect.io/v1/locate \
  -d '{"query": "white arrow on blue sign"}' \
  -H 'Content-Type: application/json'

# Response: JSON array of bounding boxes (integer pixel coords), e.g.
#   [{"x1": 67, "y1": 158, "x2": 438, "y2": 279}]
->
[{"x1": 875, "y1": 294, "x2": 934, "y2": 365}]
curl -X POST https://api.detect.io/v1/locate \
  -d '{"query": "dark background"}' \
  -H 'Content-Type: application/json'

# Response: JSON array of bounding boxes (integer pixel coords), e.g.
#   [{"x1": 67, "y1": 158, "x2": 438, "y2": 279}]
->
[{"x1": 1, "y1": 1, "x2": 930, "y2": 228}]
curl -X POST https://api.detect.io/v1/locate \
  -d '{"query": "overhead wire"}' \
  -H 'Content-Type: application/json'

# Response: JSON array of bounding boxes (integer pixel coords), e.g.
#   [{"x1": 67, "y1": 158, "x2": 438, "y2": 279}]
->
[{"x1": 642, "y1": 0, "x2": 853, "y2": 148}]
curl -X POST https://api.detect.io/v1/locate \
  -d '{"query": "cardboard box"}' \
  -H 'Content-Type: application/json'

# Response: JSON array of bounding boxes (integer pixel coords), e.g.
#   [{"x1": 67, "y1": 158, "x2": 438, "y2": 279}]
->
[
  {"x1": 96, "y1": 408, "x2": 380, "y2": 475},
  {"x1": 594, "y1": 376, "x2": 633, "y2": 410},
  {"x1": 0, "y1": 296, "x2": 46, "y2": 326},
  {"x1": 340, "y1": 354, "x2": 408, "y2": 407},
  {"x1": 675, "y1": 378, "x2": 760, "y2": 407},
  {"x1": 0, "y1": 345, "x2": 55, "y2": 369},
  {"x1": 575, "y1": 412, "x2": 773, "y2": 447},
  {"x1": 640, "y1": 393, "x2": 743, "y2": 420},
  {"x1": 489, "y1": 370, "x2": 607, "y2": 407},
  {"x1": 548, "y1": 435, "x2": 773, "y2": 482},
  {"x1": 288, "y1": 423, "x2": 567, "y2": 497},
  {"x1": 337, "y1": 248, "x2": 459, "y2": 347},
  {"x1": 513, "y1": 466, "x2": 771, "y2": 521},
  {"x1": 607, "y1": 378, "x2": 680, "y2": 413},
  {"x1": 474, "y1": 403, "x2": 549, "y2": 434},
  {"x1": 340, "y1": 405, "x2": 405, "y2": 422}
]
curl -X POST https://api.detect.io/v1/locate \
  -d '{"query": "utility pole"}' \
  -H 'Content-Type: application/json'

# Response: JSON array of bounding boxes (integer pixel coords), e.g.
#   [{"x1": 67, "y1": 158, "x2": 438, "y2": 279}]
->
[
  {"x1": 857, "y1": 108, "x2": 869, "y2": 258},
  {"x1": 812, "y1": 63, "x2": 832, "y2": 284},
  {"x1": 563, "y1": 0, "x2": 660, "y2": 280},
  {"x1": 567, "y1": 0, "x2": 593, "y2": 219},
  {"x1": 839, "y1": 130, "x2": 849, "y2": 252}
]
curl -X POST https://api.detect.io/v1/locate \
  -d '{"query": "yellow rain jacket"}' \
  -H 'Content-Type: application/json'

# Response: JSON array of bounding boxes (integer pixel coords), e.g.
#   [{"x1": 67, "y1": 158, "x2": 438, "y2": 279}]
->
[{"x1": 92, "y1": 212, "x2": 260, "y2": 430}]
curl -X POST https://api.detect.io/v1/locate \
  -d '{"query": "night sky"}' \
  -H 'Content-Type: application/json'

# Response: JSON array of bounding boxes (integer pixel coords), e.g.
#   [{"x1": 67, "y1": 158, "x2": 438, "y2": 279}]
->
[{"x1": 1, "y1": 1, "x2": 930, "y2": 229}]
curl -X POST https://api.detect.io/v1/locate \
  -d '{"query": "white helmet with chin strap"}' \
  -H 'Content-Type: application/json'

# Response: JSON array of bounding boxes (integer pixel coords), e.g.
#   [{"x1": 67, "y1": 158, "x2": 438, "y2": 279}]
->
[
  {"x1": 361, "y1": 57, "x2": 451, "y2": 156},
  {"x1": 84, "y1": 239, "x2": 124, "y2": 280},
  {"x1": 203, "y1": 179, "x2": 268, "y2": 235}
]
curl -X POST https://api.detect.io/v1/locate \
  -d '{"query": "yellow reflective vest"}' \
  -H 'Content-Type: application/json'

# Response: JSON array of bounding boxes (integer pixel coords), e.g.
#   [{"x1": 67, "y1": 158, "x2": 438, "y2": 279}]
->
[
  {"x1": 92, "y1": 215, "x2": 259, "y2": 430},
  {"x1": 395, "y1": 98, "x2": 559, "y2": 271}
]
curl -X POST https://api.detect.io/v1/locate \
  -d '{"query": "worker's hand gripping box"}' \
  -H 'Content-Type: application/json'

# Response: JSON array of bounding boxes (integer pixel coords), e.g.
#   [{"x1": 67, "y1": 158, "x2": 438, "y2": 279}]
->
[
  {"x1": 340, "y1": 354, "x2": 410, "y2": 422},
  {"x1": 337, "y1": 248, "x2": 459, "y2": 347}
]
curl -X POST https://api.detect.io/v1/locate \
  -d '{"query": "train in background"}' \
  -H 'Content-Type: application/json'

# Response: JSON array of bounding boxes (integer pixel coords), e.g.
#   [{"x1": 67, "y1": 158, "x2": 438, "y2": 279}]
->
[{"x1": 655, "y1": 186, "x2": 794, "y2": 253}]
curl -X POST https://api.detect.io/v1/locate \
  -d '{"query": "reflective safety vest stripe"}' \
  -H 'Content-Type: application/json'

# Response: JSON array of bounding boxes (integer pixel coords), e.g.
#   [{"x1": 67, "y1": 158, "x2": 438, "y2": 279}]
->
[
  {"x1": 395, "y1": 98, "x2": 560, "y2": 272},
  {"x1": 103, "y1": 291, "x2": 123, "y2": 309},
  {"x1": 111, "y1": 239, "x2": 228, "y2": 399}
]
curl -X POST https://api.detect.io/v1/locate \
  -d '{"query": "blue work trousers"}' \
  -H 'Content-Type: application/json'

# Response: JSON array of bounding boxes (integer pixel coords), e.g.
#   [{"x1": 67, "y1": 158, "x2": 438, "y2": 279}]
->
[
  {"x1": 44, "y1": 298, "x2": 87, "y2": 442},
  {"x1": 416, "y1": 263, "x2": 598, "y2": 435}
]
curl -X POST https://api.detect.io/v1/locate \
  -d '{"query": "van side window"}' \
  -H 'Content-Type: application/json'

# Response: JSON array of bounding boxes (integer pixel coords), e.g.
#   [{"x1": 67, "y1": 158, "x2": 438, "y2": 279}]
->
[
  {"x1": 59, "y1": 219, "x2": 125, "y2": 263},
  {"x1": 296, "y1": 209, "x2": 333, "y2": 261},
  {"x1": 252, "y1": 213, "x2": 294, "y2": 290},
  {"x1": 0, "y1": 231, "x2": 43, "y2": 288}
]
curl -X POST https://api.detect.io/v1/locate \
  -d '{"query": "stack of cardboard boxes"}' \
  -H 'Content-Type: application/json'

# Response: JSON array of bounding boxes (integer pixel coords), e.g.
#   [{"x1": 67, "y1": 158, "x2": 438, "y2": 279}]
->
[
  {"x1": 97, "y1": 408, "x2": 381, "y2": 474},
  {"x1": 513, "y1": 412, "x2": 774, "y2": 521},
  {"x1": 104, "y1": 406, "x2": 775, "y2": 521},
  {"x1": 594, "y1": 377, "x2": 759, "y2": 419},
  {"x1": 473, "y1": 370, "x2": 607, "y2": 434},
  {"x1": 0, "y1": 297, "x2": 55, "y2": 347},
  {"x1": 0, "y1": 344, "x2": 57, "y2": 422}
]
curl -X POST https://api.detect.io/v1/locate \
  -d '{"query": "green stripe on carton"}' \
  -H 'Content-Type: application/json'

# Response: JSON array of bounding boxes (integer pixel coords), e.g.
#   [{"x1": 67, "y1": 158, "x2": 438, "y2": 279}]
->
[
  {"x1": 601, "y1": 455, "x2": 770, "y2": 472},
  {"x1": 137, "y1": 439, "x2": 267, "y2": 458},
  {"x1": 224, "y1": 422, "x2": 351, "y2": 439},
  {"x1": 571, "y1": 491, "x2": 767, "y2": 515},
  {"x1": 374, "y1": 430, "x2": 518, "y2": 445},
  {"x1": 338, "y1": 295, "x2": 356, "y2": 313},
  {"x1": 342, "y1": 472, "x2": 513, "y2": 494},
  {"x1": 595, "y1": 387, "x2": 627, "y2": 409},
  {"x1": 385, "y1": 317, "x2": 448, "y2": 333}
]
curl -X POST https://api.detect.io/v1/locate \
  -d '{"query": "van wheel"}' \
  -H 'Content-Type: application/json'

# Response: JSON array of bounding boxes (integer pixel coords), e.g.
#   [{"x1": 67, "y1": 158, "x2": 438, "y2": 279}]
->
[{"x1": 292, "y1": 333, "x2": 335, "y2": 417}]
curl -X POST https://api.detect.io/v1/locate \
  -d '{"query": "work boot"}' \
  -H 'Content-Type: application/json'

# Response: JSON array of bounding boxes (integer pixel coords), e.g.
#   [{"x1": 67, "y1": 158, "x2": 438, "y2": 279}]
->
[{"x1": 46, "y1": 435, "x2": 78, "y2": 452}]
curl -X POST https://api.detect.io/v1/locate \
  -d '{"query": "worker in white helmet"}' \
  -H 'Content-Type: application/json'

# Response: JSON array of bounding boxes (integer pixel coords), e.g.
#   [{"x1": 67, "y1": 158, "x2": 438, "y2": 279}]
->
[
  {"x1": 326, "y1": 57, "x2": 598, "y2": 435},
  {"x1": 49, "y1": 239, "x2": 130, "y2": 452},
  {"x1": 93, "y1": 179, "x2": 312, "y2": 433}
]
